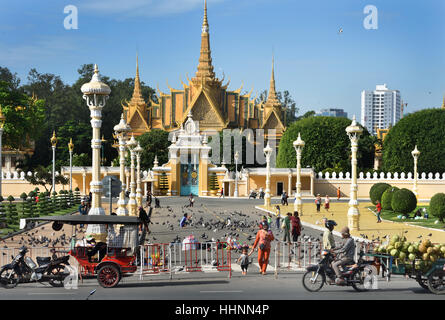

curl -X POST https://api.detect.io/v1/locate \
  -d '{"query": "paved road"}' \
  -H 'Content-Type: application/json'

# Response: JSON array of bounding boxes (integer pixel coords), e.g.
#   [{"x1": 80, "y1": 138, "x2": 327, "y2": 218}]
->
[{"x1": 0, "y1": 272, "x2": 442, "y2": 300}]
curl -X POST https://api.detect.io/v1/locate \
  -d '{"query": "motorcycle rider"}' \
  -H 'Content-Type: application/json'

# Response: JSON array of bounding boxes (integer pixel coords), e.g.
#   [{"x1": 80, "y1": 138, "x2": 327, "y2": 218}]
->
[{"x1": 331, "y1": 226, "x2": 355, "y2": 285}]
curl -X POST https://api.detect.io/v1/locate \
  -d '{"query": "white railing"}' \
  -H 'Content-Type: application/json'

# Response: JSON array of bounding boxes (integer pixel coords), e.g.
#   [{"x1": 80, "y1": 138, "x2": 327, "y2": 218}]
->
[{"x1": 316, "y1": 171, "x2": 445, "y2": 181}]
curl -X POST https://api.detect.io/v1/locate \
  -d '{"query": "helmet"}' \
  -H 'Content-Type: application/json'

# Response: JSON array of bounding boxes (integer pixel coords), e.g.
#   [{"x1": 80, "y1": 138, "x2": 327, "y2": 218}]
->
[{"x1": 325, "y1": 220, "x2": 337, "y2": 229}]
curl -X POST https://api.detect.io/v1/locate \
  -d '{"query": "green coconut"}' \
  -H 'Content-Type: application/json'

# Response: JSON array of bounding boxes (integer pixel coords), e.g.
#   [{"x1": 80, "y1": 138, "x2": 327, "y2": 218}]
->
[
  {"x1": 407, "y1": 245, "x2": 415, "y2": 253},
  {"x1": 398, "y1": 252, "x2": 407, "y2": 260},
  {"x1": 408, "y1": 253, "x2": 416, "y2": 261}
]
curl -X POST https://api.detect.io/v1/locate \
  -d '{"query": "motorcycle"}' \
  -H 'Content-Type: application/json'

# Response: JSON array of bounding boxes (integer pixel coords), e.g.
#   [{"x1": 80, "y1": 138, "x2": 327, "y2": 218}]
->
[
  {"x1": 302, "y1": 250, "x2": 373, "y2": 292},
  {"x1": 0, "y1": 246, "x2": 70, "y2": 288}
]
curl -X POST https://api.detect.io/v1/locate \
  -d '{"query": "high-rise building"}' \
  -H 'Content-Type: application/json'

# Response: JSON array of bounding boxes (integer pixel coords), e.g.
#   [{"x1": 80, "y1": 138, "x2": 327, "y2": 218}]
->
[
  {"x1": 361, "y1": 84, "x2": 402, "y2": 135},
  {"x1": 315, "y1": 108, "x2": 348, "y2": 118}
]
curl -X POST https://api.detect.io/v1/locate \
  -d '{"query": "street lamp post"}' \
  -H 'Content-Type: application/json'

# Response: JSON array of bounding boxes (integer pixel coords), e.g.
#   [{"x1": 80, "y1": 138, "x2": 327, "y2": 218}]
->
[
  {"x1": 81, "y1": 64, "x2": 111, "y2": 241},
  {"x1": 50, "y1": 131, "x2": 58, "y2": 194},
  {"x1": 0, "y1": 107, "x2": 6, "y2": 198},
  {"x1": 135, "y1": 142, "x2": 143, "y2": 207},
  {"x1": 346, "y1": 115, "x2": 363, "y2": 232},
  {"x1": 263, "y1": 142, "x2": 273, "y2": 208},
  {"x1": 68, "y1": 138, "x2": 74, "y2": 192},
  {"x1": 126, "y1": 135, "x2": 137, "y2": 216},
  {"x1": 412, "y1": 145, "x2": 420, "y2": 197},
  {"x1": 234, "y1": 151, "x2": 239, "y2": 197},
  {"x1": 293, "y1": 133, "x2": 305, "y2": 214},
  {"x1": 113, "y1": 114, "x2": 131, "y2": 216},
  {"x1": 101, "y1": 135, "x2": 106, "y2": 166}
]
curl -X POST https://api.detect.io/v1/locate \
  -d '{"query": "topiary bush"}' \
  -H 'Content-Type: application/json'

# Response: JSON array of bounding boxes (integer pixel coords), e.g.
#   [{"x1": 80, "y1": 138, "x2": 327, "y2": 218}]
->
[
  {"x1": 381, "y1": 186, "x2": 399, "y2": 211},
  {"x1": 370, "y1": 183, "x2": 392, "y2": 205},
  {"x1": 391, "y1": 188, "x2": 417, "y2": 216},
  {"x1": 429, "y1": 193, "x2": 445, "y2": 222}
]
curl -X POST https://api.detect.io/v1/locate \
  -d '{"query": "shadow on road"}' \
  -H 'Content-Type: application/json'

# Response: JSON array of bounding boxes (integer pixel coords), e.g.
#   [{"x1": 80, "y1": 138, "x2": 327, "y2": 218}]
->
[{"x1": 117, "y1": 279, "x2": 230, "y2": 289}]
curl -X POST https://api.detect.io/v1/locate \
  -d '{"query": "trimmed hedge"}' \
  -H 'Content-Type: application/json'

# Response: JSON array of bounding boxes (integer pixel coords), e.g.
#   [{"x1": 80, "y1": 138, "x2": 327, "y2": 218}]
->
[
  {"x1": 391, "y1": 188, "x2": 417, "y2": 215},
  {"x1": 429, "y1": 193, "x2": 445, "y2": 222},
  {"x1": 370, "y1": 183, "x2": 392, "y2": 205},
  {"x1": 381, "y1": 186, "x2": 399, "y2": 211}
]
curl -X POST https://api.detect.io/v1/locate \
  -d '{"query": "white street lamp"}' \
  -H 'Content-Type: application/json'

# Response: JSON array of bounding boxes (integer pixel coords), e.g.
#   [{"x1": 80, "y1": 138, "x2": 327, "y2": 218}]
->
[
  {"x1": 234, "y1": 151, "x2": 239, "y2": 198},
  {"x1": 263, "y1": 142, "x2": 273, "y2": 207},
  {"x1": 68, "y1": 138, "x2": 74, "y2": 192},
  {"x1": 0, "y1": 106, "x2": 6, "y2": 198},
  {"x1": 134, "y1": 142, "x2": 144, "y2": 207},
  {"x1": 293, "y1": 132, "x2": 305, "y2": 215},
  {"x1": 50, "y1": 131, "x2": 58, "y2": 194},
  {"x1": 81, "y1": 64, "x2": 111, "y2": 241},
  {"x1": 126, "y1": 134, "x2": 138, "y2": 216},
  {"x1": 346, "y1": 115, "x2": 363, "y2": 231},
  {"x1": 412, "y1": 145, "x2": 420, "y2": 197},
  {"x1": 113, "y1": 114, "x2": 131, "y2": 216}
]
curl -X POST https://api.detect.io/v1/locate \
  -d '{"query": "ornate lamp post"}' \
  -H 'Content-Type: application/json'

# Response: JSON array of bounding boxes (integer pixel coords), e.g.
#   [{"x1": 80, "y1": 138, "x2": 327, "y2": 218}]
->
[
  {"x1": 293, "y1": 133, "x2": 305, "y2": 214},
  {"x1": 234, "y1": 151, "x2": 239, "y2": 197},
  {"x1": 0, "y1": 107, "x2": 6, "y2": 198},
  {"x1": 113, "y1": 114, "x2": 131, "y2": 216},
  {"x1": 263, "y1": 142, "x2": 273, "y2": 208},
  {"x1": 50, "y1": 131, "x2": 58, "y2": 193},
  {"x1": 81, "y1": 64, "x2": 111, "y2": 240},
  {"x1": 346, "y1": 115, "x2": 363, "y2": 231},
  {"x1": 68, "y1": 138, "x2": 74, "y2": 192},
  {"x1": 101, "y1": 135, "x2": 106, "y2": 166},
  {"x1": 126, "y1": 135, "x2": 137, "y2": 216},
  {"x1": 411, "y1": 145, "x2": 420, "y2": 197},
  {"x1": 135, "y1": 142, "x2": 143, "y2": 207}
]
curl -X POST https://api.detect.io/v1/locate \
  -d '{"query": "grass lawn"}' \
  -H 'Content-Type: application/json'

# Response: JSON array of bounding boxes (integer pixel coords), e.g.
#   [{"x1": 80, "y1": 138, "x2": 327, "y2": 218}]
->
[{"x1": 368, "y1": 205, "x2": 445, "y2": 231}]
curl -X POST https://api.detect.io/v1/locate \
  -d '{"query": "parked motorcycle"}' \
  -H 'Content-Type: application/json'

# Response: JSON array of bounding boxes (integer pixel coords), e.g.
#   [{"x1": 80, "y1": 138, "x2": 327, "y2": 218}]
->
[
  {"x1": 249, "y1": 191, "x2": 257, "y2": 199},
  {"x1": 0, "y1": 246, "x2": 70, "y2": 288},
  {"x1": 302, "y1": 250, "x2": 373, "y2": 292}
]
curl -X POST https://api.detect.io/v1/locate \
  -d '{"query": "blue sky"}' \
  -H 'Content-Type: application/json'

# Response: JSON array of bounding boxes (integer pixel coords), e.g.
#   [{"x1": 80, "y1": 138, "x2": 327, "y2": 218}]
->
[{"x1": 0, "y1": 0, "x2": 444, "y2": 117}]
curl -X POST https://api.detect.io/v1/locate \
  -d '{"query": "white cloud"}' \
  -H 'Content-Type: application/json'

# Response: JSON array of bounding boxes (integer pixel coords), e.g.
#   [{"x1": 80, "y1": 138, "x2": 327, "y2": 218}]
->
[{"x1": 80, "y1": 0, "x2": 226, "y2": 17}]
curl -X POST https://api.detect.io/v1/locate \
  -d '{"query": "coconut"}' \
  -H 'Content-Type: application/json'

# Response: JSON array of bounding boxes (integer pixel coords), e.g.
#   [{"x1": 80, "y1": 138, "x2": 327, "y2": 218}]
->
[
  {"x1": 391, "y1": 235, "x2": 400, "y2": 245},
  {"x1": 427, "y1": 247, "x2": 434, "y2": 254},
  {"x1": 394, "y1": 242, "x2": 402, "y2": 249},
  {"x1": 419, "y1": 244, "x2": 427, "y2": 254},
  {"x1": 390, "y1": 249, "x2": 398, "y2": 257},
  {"x1": 408, "y1": 245, "x2": 415, "y2": 253},
  {"x1": 399, "y1": 252, "x2": 407, "y2": 260},
  {"x1": 422, "y1": 253, "x2": 430, "y2": 261},
  {"x1": 422, "y1": 239, "x2": 432, "y2": 247},
  {"x1": 440, "y1": 246, "x2": 445, "y2": 254},
  {"x1": 387, "y1": 245, "x2": 395, "y2": 252},
  {"x1": 408, "y1": 253, "x2": 416, "y2": 261},
  {"x1": 430, "y1": 255, "x2": 437, "y2": 262}
]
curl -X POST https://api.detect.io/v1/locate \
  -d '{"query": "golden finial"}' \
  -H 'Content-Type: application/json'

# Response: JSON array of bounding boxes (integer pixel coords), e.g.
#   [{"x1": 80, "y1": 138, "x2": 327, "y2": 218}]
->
[
  {"x1": 68, "y1": 138, "x2": 74, "y2": 152},
  {"x1": 0, "y1": 105, "x2": 5, "y2": 129},
  {"x1": 50, "y1": 131, "x2": 58, "y2": 147}
]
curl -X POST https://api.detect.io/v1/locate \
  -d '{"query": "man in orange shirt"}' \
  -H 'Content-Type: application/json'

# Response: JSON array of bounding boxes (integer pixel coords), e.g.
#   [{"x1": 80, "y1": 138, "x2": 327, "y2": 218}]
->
[{"x1": 248, "y1": 222, "x2": 275, "y2": 275}]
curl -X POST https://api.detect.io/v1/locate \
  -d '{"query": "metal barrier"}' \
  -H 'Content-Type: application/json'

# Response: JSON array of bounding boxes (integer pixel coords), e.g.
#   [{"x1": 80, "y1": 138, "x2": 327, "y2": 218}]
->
[{"x1": 139, "y1": 243, "x2": 172, "y2": 280}]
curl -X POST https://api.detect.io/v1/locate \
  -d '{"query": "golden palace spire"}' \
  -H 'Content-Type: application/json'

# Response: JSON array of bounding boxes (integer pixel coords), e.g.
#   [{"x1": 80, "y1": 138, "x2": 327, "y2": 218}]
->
[
  {"x1": 265, "y1": 55, "x2": 280, "y2": 107},
  {"x1": 193, "y1": 0, "x2": 216, "y2": 82},
  {"x1": 129, "y1": 53, "x2": 145, "y2": 107}
]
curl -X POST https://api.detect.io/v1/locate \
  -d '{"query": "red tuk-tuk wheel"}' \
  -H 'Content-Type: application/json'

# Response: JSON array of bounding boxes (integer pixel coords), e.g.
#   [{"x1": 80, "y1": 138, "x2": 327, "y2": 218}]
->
[{"x1": 97, "y1": 265, "x2": 120, "y2": 288}]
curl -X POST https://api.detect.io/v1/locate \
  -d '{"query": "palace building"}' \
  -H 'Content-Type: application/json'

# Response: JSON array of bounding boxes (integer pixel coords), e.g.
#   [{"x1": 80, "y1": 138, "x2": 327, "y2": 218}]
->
[{"x1": 122, "y1": 0, "x2": 286, "y2": 142}]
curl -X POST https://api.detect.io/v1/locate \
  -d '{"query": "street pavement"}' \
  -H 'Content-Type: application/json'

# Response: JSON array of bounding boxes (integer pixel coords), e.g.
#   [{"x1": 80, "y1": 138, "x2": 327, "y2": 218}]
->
[{"x1": 0, "y1": 272, "x2": 442, "y2": 300}]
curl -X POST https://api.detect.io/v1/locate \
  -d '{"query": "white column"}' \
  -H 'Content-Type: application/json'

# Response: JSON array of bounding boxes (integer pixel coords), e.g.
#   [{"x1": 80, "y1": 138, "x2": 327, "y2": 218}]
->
[
  {"x1": 52, "y1": 146, "x2": 56, "y2": 193},
  {"x1": 128, "y1": 149, "x2": 137, "y2": 216},
  {"x1": 116, "y1": 136, "x2": 128, "y2": 216},
  {"x1": 69, "y1": 150, "x2": 73, "y2": 191},
  {"x1": 136, "y1": 152, "x2": 142, "y2": 207}
]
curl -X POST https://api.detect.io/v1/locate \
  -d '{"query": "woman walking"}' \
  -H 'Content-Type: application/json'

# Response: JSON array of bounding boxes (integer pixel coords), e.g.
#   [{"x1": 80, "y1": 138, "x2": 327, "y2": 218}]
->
[
  {"x1": 376, "y1": 200, "x2": 382, "y2": 223},
  {"x1": 290, "y1": 211, "x2": 302, "y2": 242},
  {"x1": 249, "y1": 222, "x2": 275, "y2": 275},
  {"x1": 275, "y1": 205, "x2": 281, "y2": 230},
  {"x1": 324, "y1": 195, "x2": 330, "y2": 213}
]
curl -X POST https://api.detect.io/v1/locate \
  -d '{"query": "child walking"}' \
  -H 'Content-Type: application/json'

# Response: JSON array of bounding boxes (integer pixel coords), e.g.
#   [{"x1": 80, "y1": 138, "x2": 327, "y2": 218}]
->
[{"x1": 237, "y1": 246, "x2": 250, "y2": 275}]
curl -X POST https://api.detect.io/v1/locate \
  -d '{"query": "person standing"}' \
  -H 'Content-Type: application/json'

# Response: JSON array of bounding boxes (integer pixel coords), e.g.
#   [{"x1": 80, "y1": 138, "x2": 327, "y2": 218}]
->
[
  {"x1": 219, "y1": 187, "x2": 224, "y2": 198},
  {"x1": 337, "y1": 187, "x2": 341, "y2": 200},
  {"x1": 146, "y1": 191, "x2": 152, "y2": 207},
  {"x1": 324, "y1": 195, "x2": 330, "y2": 213},
  {"x1": 315, "y1": 194, "x2": 321, "y2": 212},
  {"x1": 282, "y1": 212, "x2": 292, "y2": 243},
  {"x1": 284, "y1": 192, "x2": 288, "y2": 206},
  {"x1": 323, "y1": 219, "x2": 336, "y2": 250},
  {"x1": 275, "y1": 205, "x2": 281, "y2": 230},
  {"x1": 290, "y1": 211, "x2": 302, "y2": 242},
  {"x1": 248, "y1": 222, "x2": 275, "y2": 275},
  {"x1": 78, "y1": 200, "x2": 87, "y2": 229},
  {"x1": 189, "y1": 193, "x2": 194, "y2": 207},
  {"x1": 376, "y1": 200, "x2": 382, "y2": 223},
  {"x1": 237, "y1": 246, "x2": 250, "y2": 275},
  {"x1": 267, "y1": 213, "x2": 273, "y2": 228}
]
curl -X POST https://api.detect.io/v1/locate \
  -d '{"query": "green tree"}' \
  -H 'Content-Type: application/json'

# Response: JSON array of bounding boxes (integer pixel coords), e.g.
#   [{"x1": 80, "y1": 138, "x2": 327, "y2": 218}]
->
[
  {"x1": 429, "y1": 193, "x2": 445, "y2": 222},
  {"x1": 136, "y1": 129, "x2": 170, "y2": 170},
  {"x1": 277, "y1": 116, "x2": 375, "y2": 172},
  {"x1": 382, "y1": 109, "x2": 445, "y2": 173},
  {"x1": 23, "y1": 165, "x2": 68, "y2": 193}
]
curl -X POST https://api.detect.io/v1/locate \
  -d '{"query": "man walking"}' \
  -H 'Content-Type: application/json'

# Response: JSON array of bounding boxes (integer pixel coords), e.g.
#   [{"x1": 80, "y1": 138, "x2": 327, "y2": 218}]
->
[
  {"x1": 315, "y1": 194, "x2": 321, "y2": 212},
  {"x1": 282, "y1": 212, "x2": 292, "y2": 243},
  {"x1": 376, "y1": 200, "x2": 382, "y2": 223},
  {"x1": 290, "y1": 211, "x2": 301, "y2": 242}
]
